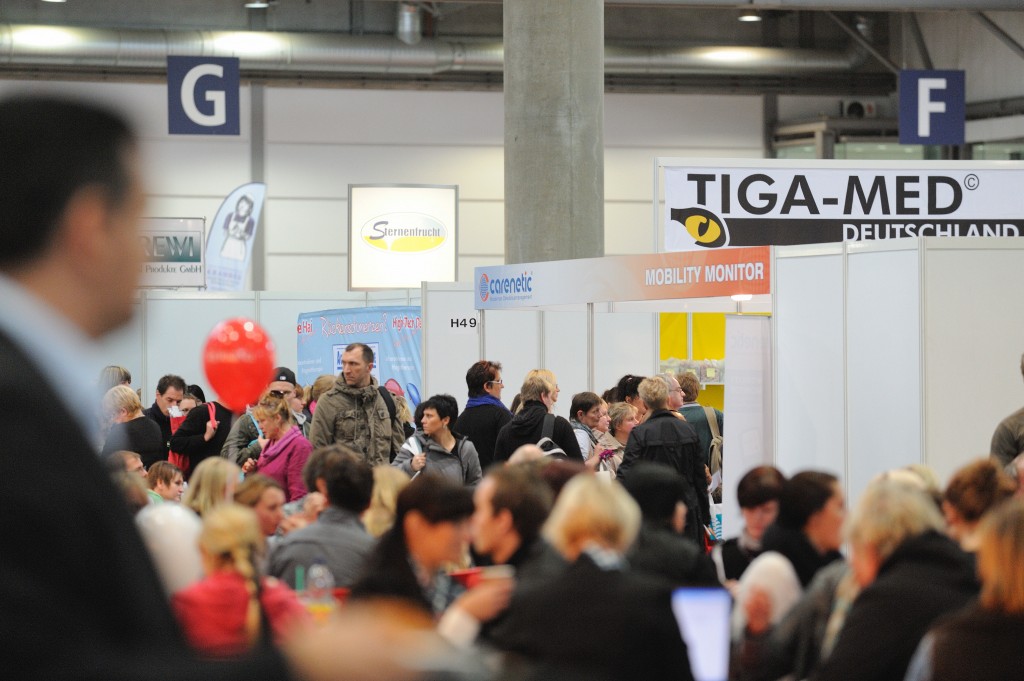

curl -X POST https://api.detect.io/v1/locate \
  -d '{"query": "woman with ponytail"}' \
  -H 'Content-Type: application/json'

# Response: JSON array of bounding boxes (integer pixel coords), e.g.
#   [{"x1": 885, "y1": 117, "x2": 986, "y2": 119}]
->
[{"x1": 172, "y1": 504, "x2": 309, "y2": 657}]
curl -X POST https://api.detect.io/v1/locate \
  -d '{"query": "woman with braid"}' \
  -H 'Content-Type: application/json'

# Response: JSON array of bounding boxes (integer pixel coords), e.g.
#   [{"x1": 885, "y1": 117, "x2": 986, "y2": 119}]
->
[{"x1": 172, "y1": 504, "x2": 309, "y2": 657}]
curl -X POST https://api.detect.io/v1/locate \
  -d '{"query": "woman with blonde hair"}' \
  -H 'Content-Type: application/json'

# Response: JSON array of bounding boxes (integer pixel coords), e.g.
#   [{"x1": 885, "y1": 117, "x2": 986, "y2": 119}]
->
[
  {"x1": 242, "y1": 394, "x2": 313, "y2": 503},
  {"x1": 100, "y1": 384, "x2": 164, "y2": 467},
  {"x1": 183, "y1": 458, "x2": 242, "y2": 518},
  {"x1": 493, "y1": 474, "x2": 694, "y2": 679},
  {"x1": 172, "y1": 504, "x2": 308, "y2": 657},
  {"x1": 362, "y1": 465, "x2": 410, "y2": 538},
  {"x1": 906, "y1": 499, "x2": 1024, "y2": 680}
]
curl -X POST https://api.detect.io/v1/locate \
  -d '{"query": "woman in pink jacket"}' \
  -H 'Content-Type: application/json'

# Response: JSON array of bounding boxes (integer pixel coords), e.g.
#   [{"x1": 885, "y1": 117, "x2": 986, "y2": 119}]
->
[{"x1": 242, "y1": 394, "x2": 312, "y2": 502}]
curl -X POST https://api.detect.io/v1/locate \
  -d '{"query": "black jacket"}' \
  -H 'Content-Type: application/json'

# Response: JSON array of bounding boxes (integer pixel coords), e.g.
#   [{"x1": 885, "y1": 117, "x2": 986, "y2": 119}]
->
[
  {"x1": 813, "y1": 530, "x2": 978, "y2": 681},
  {"x1": 168, "y1": 401, "x2": 234, "y2": 478},
  {"x1": 0, "y1": 329, "x2": 291, "y2": 681},
  {"x1": 493, "y1": 552, "x2": 694, "y2": 681},
  {"x1": 761, "y1": 524, "x2": 843, "y2": 589},
  {"x1": 493, "y1": 401, "x2": 583, "y2": 462},
  {"x1": 100, "y1": 416, "x2": 166, "y2": 468},
  {"x1": 142, "y1": 401, "x2": 172, "y2": 459},
  {"x1": 927, "y1": 605, "x2": 1024, "y2": 681},
  {"x1": 628, "y1": 524, "x2": 720, "y2": 587},
  {"x1": 616, "y1": 409, "x2": 708, "y2": 543},
  {"x1": 455, "y1": 402, "x2": 512, "y2": 470}
]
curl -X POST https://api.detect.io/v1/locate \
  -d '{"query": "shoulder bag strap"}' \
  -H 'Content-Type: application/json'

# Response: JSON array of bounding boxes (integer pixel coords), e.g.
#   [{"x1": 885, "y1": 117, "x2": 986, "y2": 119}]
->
[
  {"x1": 704, "y1": 406, "x2": 721, "y2": 439},
  {"x1": 541, "y1": 413, "x2": 555, "y2": 441}
]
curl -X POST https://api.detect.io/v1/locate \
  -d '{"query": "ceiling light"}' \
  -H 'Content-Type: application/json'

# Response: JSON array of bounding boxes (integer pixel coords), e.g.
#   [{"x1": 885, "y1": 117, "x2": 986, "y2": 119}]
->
[
  {"x1": 41, "y1": 0, "x2": 67, "y2": 4},
  {"x1": 244, "y1": 1, "x2": 271, "y2": 8},
  {"x1": 738, "y1": 9, "x2": 762, "y2": 23},
  {"x1": 13, "y1": 26, "x2": 77, "y2": 48},
  {"x1": 702, "y1": 48, "x2": 757, "y2": 64},
  {"x1": 731, "y1": 294, "x2": 753, "y2": 302},
  {"x1": 212, "y1": 31, "x2": 283, "y2": 56}
]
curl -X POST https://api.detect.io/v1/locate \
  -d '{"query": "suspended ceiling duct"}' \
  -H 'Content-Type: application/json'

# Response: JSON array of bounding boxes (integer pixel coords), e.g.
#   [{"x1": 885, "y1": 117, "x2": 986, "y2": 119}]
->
[{"x1": 0, "y1": 24, "x2": 869, "y2": 79}]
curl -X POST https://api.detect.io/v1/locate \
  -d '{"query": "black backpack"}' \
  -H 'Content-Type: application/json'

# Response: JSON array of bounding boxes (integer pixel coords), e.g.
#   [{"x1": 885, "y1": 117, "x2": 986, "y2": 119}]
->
[{"x1": 536, "y1": 413, "x2": 567, "y2": 458}]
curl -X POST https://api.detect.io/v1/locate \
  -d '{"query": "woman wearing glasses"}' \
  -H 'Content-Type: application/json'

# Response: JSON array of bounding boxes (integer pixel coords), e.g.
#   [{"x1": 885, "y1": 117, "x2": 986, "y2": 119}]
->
[
  {"x1": 455, "y1": 360, "x2": 512, "y2": 470},
  {"x1": 242, "y1": 393, "x2": 313, "y2": 502}
]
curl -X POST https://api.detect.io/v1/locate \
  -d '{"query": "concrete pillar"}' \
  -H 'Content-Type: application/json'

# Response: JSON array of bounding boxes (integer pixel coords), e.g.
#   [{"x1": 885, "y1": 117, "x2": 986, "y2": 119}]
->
[{"x1": 504, "y1": 0, "x2": 604, "y2": 264}]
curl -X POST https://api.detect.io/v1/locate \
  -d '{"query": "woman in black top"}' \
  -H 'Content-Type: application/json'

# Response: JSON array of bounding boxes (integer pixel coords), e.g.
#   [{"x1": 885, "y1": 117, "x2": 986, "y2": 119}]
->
[
  {"x1": 712, "y1": 465, "x2": 785, "y2": 585},
  {"x1": 100, "y1": 385, "x2": 165, "y2": 467}
]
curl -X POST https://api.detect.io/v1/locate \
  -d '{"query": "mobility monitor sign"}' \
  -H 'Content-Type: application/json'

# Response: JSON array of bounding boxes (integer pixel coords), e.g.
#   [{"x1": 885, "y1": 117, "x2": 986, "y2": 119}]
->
[
  {"x1": 475, "y1": 248, "x2": 769, "y2": 310},
  {"x1": 663, "y1": 160, "x2": 1024, "y2": 252}
]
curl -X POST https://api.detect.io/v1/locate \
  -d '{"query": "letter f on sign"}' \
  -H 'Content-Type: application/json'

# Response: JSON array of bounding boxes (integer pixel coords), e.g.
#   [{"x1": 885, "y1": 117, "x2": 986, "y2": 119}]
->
[{"x1": 917, "y1": 78, "x2": 946, "y2": 138}]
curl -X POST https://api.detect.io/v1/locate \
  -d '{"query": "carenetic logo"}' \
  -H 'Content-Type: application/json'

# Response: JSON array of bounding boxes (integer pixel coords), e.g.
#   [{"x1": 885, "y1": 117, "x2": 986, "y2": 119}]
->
[
  {"x1": 361, "y1": 213, "x2": 448, "y2": 253},
  {"x1": 670, "y1": 207, "x2": 730, "y2": 248},
  {"x1": 479, "y1": 273, "x2": 490, "y2": 302}
]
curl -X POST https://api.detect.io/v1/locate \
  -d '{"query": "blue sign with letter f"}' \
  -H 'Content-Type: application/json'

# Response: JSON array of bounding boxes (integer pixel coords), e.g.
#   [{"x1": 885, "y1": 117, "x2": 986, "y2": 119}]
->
[{"x1": 899, "y1": 70, "x2": 965, "y2": 146}]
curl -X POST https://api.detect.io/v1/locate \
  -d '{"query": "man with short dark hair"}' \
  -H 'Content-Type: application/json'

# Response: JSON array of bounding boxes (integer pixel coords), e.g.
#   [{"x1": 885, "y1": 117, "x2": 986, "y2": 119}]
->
[
  {"x1": 0, "y1": 95, "x2": 300, "y2": 681},
  {"x1": 990, "y1": 352, "x2": 1024, "y2": 468},
  {"x1": 309, "y1": 342, "x2": 405, "y2": 466},
  {"x1": 143, "y1": 373, "x2": 186, "y2": 459},
  {"x1": 455, "y1": 360, "x2": 512, "y2": 470},
  {"x1": 269, "y1": 444, "x2": 376, "y2": 589}
]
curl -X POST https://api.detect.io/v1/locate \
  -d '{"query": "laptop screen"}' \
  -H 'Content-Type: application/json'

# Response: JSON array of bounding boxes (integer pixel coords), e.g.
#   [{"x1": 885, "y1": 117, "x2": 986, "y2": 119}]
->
[{"x1": 671, "y1": 587, "x2": 731, "y2": 681}]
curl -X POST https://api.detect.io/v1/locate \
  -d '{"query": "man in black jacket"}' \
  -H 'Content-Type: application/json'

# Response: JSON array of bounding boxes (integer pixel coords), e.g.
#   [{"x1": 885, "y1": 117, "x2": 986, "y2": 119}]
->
[
  {"x1": 143, "y1": 373, "x2": 185, "y2": 459},
  {"x1": 493, "y1": 374, "x2": 582, "y2": 462},
  {"x1": 617, "y1": 377, "x2": 708, "y2": 545}
]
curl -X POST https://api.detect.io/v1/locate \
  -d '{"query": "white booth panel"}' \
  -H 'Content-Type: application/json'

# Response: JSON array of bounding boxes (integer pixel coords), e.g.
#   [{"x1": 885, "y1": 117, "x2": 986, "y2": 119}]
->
[
  {"x1": 593, "y1": 312, "x2": 658, "y2": 395},
  {"x1": 482, "y1": 310, "x2": 542, "y2": 406},
  {"x1": 143, "y1": 294, "x2": 258, "y2": 403},
  {"x1": 846, "y1": 246, "x2": 922, "y2": 502},
  {"x1": 923, "y1": 241, "x2": 1024, "y2": 482},
  {"x1": 774, "y1": 248, "x2": 845, "y2": 477},
  {"x1": 722, "y1": 314, "x2": 774, "y2": 536},
  {"x1": 543, "y1": 310, "x2": 589, "y2": 418},
  {"x1": 422, "y1": 284, "x2": 481, "y2": 408}
]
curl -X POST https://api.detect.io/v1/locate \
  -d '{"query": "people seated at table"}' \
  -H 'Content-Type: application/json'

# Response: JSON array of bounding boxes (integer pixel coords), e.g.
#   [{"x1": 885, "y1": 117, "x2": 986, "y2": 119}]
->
[{"x1": 172, "y1": 504, "x2": 309, "y2": 657}]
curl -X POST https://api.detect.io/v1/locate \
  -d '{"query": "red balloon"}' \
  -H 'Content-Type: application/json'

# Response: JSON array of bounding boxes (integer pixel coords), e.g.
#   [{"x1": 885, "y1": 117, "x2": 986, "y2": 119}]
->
[{"x1": 203, "y1": 318, "x2": 276, "y2": 413}]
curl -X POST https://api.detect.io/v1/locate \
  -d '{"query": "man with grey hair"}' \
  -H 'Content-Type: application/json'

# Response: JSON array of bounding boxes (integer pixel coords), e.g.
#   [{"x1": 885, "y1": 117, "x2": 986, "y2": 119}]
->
[
  {"x1": 616, "y1": 377, "x2": 708, "y2": 546},
  {"x1": 657, "y1": 372, "x2": 686, "y2": 411},
  {"x1": 990, "y1": 352, "x2": 1024, "y2": 468}
]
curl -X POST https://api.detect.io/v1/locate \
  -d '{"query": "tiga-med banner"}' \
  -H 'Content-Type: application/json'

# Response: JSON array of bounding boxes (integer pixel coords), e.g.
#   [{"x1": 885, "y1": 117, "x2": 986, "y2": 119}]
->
[
  {"x1": 296, "y1": 306, "x2": 423, "y2": 408},
  {"x1": 664, "y1": 161, "x2": 1024, "y2": 251}
]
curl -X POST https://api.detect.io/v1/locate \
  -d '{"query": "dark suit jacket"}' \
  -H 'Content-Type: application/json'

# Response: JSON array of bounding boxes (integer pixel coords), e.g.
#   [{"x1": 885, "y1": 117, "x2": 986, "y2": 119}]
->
[
  {"x1": 0, "y1": 330, "x2": 291, "y2": 681},
  {"x1": 493, "y1": 553, "x2": 694, "y2": 681}
]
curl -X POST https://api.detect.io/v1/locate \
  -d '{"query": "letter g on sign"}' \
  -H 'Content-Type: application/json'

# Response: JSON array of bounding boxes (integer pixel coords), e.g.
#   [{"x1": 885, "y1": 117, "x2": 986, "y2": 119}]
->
[
  {"x1": 167, "y1": 56, "x2": 240, "y2": 135},
  {"x1": 181, "y1": 64, "x2": 226, "y2": 127}
]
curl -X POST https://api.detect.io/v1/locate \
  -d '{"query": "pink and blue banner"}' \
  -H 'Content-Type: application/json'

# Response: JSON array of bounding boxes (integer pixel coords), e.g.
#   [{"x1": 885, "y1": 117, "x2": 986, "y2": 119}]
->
[{"x1": 296, "y1": 306, "x2": 423, "y2": 407}]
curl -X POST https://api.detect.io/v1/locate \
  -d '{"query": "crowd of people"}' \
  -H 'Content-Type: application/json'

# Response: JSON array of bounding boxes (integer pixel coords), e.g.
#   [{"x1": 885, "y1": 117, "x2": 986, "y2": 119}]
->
[
  {"x1": 5, "y1": 95, "x2": 1024, "y2": 681},
  {"x1": 94, "y1": 348, "x2": 1024, "y2": 681}
]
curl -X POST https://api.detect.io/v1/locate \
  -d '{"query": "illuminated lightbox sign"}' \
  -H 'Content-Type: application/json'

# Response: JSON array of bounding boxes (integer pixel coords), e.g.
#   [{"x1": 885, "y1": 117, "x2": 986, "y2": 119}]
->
[
  {"x1": 139, "y1": 217, "x2": 206, "y2": 289},
  {"x1": 348, "y1": 184, "x2": 458, "y2": 290}
]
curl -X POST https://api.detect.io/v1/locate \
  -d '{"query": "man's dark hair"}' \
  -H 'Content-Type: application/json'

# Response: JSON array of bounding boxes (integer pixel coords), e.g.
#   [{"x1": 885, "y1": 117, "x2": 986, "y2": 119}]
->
[
  {"x1": 156, "y1": 374, "x2": 187, "y2": 395},
  {"x1": 776, "y1": 471, "x2": 839, "y2": 530},
  {"x1": 322, "y1": 447, "x2": 374, "y2": 513},
  {"x1": 0, "y1": 96, "x2": 134, "y2": 271},
  {"x1": 620, "y1": 462, "x2": 688, "y2": 528},
  {"x1": 466, "y1": 360, "x2": 502, "y2": 398},
  {"x1": 421, "y1": 394, "x2": 459, "y2": 424},
  {"x1": 736, "y1": 466, "x2": 786, "y2": 509},
  {"x1": 487, "y1": 464, "x2": 553, "y2": 546},
  {"x1": 345, "y1": 342, "x2": 374, "y2": 365}
]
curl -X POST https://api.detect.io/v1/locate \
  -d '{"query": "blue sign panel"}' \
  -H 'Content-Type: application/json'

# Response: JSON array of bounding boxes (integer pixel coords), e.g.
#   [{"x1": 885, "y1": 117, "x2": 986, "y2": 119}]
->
[
  {"x1": 167, "y1": 56, "x2": 240, "y2": 135},
  {"x1": 899, "y1": 70, "x2": 965, "y2": 145}
]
